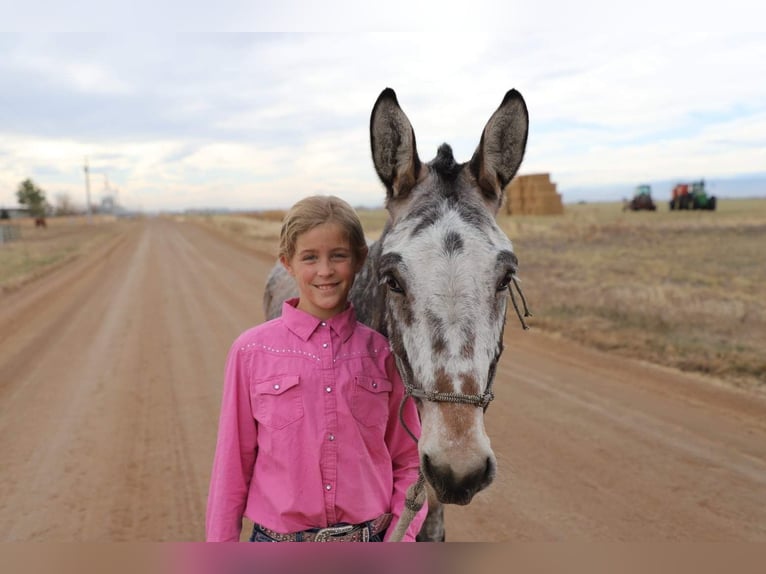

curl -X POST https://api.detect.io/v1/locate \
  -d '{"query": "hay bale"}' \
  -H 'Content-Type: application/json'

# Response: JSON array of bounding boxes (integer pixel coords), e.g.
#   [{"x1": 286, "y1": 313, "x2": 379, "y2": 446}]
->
[{"x1": 504, "y1": 173, "x2": 563, "y2": 215}]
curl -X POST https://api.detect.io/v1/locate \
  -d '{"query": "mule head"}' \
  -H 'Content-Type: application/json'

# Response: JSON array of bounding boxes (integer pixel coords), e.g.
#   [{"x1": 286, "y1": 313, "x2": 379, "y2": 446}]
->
[{"x1": 370, "y1": 88, "x2": 528, "y2": 505}]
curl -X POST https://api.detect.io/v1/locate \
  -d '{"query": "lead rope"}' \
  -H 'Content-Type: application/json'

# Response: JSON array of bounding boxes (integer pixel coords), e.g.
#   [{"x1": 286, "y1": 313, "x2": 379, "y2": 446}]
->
[
  {"x1": 387, "y1": 465, "x2": 427, "y2": 542},
  {"x1": 387, "y1": 391, "x2": 427, "y2": 542}
]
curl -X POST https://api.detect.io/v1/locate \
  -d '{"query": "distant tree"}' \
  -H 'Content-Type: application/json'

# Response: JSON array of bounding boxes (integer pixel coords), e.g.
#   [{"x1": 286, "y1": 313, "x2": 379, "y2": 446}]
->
[
  {"x1": 54, "y1": 193, "x2": 78, "y2": 216},
  {"x1": 16, "y1": 178, "x2": 49, "y2": 218}
]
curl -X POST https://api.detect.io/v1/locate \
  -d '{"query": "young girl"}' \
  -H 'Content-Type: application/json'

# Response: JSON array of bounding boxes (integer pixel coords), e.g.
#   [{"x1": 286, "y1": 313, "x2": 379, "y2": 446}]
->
[{"x1": 206, "y1": 195, "x2": 426, "y2": 542}]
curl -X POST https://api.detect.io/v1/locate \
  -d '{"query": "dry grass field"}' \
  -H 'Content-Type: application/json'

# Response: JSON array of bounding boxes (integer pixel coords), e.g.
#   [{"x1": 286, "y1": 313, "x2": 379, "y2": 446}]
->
[
  {"x1": 194, "y1": 198, "x2": 766, "y2": 392},
  {"x1": 0, "y1": 216, "x2": 129, "y2": 294},
  {"x1": 502, "y1": 199, "x2": 766, "y2": 391}
]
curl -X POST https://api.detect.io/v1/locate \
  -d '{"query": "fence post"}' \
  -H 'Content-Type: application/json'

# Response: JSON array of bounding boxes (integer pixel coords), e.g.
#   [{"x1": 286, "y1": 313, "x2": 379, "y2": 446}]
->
[{"x1": 0, "y1": 223, "x2": 21, "y2": 244}]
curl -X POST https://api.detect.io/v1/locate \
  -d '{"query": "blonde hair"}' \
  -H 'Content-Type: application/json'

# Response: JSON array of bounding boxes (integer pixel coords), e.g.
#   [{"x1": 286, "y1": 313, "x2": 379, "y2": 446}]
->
[{"x1": 279, "y1": 195, "x2": 367, "y2": 263}]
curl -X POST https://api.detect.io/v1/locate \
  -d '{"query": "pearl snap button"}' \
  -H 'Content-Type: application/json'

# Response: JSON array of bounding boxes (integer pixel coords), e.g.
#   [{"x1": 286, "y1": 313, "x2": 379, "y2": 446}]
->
[
  {"x1": 328, "y1": 434, "x2": 335, "y2": 441},
  {"x1": 321, "y1": 322, "x2": 326, "y2": 326},
  {"x1": 322, "y1": 343, "x2": 328, "y2": 348},
  {"x1": 325, "y1": 484, "x2": 332, "y2": 491},
  {"x1": 372, "y1": 382, "x2": 378, "y2": 389},
  {"x1": 273, "y1": 384, "x2": 280, "y2": 390},
  {"x1": 325, "y1": 386, "x2": 332, "y2": 393}
]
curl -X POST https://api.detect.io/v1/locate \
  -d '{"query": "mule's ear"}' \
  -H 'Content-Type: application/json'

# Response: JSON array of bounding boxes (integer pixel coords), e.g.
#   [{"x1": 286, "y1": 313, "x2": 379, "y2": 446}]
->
[
  {"x1": 370, "y1": 88, "x2": 422, "y2": 202},
  {"x1": 470, "y1": 89, "x2": 529, "y2": 212}
]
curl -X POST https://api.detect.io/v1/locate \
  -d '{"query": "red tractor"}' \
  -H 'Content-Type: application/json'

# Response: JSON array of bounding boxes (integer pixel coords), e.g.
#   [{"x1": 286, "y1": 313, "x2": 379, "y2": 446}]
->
[{"x1": 670, "y1": 180, "x2": 717, "y2": 210}]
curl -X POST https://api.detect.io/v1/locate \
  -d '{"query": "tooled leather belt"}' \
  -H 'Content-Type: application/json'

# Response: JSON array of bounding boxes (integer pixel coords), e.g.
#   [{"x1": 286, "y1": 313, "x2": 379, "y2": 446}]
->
[{"x1": 255, "y1": 513, "x2": 392, "y2": 542}]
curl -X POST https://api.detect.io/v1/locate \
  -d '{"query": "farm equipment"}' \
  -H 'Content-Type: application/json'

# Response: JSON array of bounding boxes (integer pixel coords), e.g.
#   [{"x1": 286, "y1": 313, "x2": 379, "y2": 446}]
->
[
  {"x1": 624, "y1": 184, "x2": 657, "y2": 211},
  {"x1": 670, "y1": 180, "x2": 717, "y2": 210}
]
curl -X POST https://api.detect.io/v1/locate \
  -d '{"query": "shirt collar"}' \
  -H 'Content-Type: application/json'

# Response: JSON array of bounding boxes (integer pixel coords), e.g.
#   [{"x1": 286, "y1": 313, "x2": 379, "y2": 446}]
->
[{"x1": 281, "y1": 298, "x2": 357, "y2": 342}]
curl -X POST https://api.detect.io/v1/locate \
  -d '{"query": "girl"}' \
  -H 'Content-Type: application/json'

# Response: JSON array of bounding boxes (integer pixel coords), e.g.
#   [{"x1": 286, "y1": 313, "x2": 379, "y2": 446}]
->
[{"x1": 206, "y1": 195, "x2": 426, "y2": 542}]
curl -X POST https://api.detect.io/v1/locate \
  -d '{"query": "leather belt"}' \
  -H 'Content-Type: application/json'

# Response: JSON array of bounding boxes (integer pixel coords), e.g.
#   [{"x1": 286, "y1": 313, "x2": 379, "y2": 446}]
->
[{"x1": 254, "y1": 513, "x2": 392, "y2": 542}]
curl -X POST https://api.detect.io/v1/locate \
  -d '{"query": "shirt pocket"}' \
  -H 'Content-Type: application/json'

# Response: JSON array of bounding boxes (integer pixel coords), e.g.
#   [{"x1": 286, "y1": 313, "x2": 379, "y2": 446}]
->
[
  {"x1": 350, "y1": 376, "x2": 393, "y2": 428},
  {"x1": 252, "y1": 375, "x2": 304, "y2": 429}
]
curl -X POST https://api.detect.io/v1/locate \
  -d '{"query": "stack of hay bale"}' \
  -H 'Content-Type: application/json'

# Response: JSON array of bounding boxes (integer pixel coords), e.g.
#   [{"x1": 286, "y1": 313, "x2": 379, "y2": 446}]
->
[{"x1": 505, "y1": 173, "x2": 564, "y2": 215}]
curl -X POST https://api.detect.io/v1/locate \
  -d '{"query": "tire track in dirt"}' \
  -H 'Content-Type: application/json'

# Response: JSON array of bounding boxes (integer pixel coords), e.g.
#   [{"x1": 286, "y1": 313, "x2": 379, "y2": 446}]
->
[
  {"x1": 0, "y1": 229, "x2": 132, "y2": 392},
  {"x1": 1, "y1": 222, "x2": 150, "y2": 539}
]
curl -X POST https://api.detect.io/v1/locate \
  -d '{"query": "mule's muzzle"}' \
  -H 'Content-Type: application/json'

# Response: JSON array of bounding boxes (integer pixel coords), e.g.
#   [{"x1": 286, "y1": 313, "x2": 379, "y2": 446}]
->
[{"x1": 422, "y1": 454, "x2": 496, "y2": 505}]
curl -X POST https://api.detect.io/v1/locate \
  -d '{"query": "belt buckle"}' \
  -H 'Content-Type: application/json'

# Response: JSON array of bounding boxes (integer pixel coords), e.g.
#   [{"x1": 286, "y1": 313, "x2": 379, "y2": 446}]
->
[{"x1": 313, "y1": 523, "x2": 357, "y2": 542}]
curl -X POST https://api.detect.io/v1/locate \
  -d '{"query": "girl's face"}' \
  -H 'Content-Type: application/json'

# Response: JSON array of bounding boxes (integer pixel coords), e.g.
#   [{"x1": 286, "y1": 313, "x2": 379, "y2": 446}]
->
[{"x1": 280, "y1": 222, "x2": 363, "y2": 320}]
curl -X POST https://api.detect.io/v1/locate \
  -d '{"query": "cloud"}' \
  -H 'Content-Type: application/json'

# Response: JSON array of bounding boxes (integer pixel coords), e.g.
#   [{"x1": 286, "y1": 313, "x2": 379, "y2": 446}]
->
[{"x1": 1, "y1": 14, "x2": 765, "y2": 211}]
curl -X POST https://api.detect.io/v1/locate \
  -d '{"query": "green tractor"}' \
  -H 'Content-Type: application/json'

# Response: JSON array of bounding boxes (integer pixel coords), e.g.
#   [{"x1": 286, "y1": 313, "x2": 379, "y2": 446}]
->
[
  {"x1": 624, "y1": 184, "x2": 657, "y2": 211},
  {"x1": 670, "y1": 180, "x2": 717, "y2": 210}
]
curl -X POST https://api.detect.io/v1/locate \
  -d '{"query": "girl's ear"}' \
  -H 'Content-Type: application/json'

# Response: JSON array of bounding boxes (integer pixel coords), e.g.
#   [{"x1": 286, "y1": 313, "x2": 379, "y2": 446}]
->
[{"x1": 280, "y1": 255, "x2": 294, "y2": 276}]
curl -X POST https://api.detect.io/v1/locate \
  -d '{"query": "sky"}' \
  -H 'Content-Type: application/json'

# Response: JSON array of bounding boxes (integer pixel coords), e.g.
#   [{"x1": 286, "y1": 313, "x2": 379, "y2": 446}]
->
[{"x1": 1, "y1": 1, "x2": 765, "y2": 212}]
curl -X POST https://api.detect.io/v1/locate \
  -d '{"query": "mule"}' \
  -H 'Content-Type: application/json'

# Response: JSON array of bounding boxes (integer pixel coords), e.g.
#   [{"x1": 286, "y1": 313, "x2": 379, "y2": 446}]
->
[{"x1": 264, "y1": 87, "x2": 529, "y2": 541}]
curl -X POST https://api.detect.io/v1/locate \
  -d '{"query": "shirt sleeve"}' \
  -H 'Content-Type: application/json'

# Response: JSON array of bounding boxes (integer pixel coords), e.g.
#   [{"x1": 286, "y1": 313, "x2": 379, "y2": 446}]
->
[
  {"x1": 382, "y1": 353, "x2": 428, "y2": 542},
  {"x1": 205, "y1": 341, "x2": 257, "y2": 542}
]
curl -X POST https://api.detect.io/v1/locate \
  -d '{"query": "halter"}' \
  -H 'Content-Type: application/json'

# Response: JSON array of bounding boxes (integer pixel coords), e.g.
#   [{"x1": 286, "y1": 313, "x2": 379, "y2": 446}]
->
[{"x1": 405, "y1": 378, "x2": 495, "y2": 407}]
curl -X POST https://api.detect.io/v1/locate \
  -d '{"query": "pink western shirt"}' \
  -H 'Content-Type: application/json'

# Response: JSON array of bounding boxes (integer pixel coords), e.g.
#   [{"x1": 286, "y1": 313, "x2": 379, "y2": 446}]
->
[{"x1": 206, "y1": 299, "x2": 426, "y2": 542}]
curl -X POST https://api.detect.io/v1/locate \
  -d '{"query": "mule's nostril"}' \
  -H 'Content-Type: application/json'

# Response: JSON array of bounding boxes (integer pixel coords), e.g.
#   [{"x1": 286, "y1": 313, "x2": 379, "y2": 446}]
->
[{"x1": 484, "y1": 457, "x2": 496, "y2": 484}]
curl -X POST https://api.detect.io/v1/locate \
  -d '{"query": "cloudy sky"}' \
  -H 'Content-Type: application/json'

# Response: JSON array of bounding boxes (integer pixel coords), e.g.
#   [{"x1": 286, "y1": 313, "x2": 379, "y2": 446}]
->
[{"x1": 1, "y1": 1, "x2": 764, "y2": 212}]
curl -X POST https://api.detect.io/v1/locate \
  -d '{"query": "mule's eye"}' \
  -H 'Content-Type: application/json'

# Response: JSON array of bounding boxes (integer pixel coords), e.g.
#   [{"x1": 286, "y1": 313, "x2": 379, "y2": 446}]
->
[
  {"x1": 497, "y1": 271, "x2": 513, "y2": 292},
  {"x1": 383, "y1": 273, "x2": 405, "y2": 294}
]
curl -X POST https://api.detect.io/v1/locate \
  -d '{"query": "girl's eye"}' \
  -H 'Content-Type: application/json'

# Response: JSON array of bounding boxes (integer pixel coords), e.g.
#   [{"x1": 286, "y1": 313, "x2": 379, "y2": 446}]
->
[
  {"x1": 302, "y1": 255, "x2": 317, "y2": 262},
  {"x1": 331, "y1": 253, "x2": 349, "y2": 260},
  {"x1": 496, "y1": 271, "x2": 513, "y2": 292}
]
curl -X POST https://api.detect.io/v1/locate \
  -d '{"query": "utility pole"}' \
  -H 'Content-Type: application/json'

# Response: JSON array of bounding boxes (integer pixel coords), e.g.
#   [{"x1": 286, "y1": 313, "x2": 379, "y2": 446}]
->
[
  {"x1": 103, "y1": 175, "x2": 112, "y2": 214},
  {"x1": 83, "y1": 157, "x2": 93, "y2": 224}
]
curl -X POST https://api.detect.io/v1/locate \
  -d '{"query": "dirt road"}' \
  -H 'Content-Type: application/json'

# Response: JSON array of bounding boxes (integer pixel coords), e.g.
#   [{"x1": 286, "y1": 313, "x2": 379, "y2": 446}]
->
[{"x1": 1, "y1": 217, "x2": 765, "y2": 541}]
